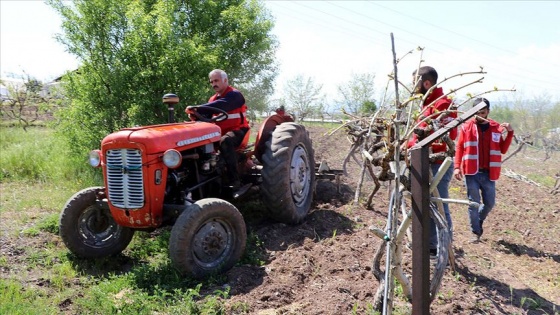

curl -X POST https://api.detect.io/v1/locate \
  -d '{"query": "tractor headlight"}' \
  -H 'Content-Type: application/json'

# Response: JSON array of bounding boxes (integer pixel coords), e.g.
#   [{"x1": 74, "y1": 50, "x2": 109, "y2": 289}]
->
[
  {"x1": 89, "y1": 150, "x2": 102, "y2": 167},
  {"x1": 163, "y1": 149, "x2": 182, "y2": 169}
]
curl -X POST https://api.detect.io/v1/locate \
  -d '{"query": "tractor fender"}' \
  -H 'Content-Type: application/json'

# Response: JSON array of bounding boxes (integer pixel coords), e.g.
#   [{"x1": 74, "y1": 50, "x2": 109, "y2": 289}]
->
[{"x1": 253, "y1": 113, "x2": 294, "y2": 163}]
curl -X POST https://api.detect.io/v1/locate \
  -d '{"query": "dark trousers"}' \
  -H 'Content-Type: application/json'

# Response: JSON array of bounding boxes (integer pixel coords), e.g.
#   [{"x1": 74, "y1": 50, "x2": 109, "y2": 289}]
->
[
  {"x1": 220, "y1": 128, "x2": 247, "y2": 183},
  {"x1": 465, "y1": 171, "x2": 496, "y2": 235}
]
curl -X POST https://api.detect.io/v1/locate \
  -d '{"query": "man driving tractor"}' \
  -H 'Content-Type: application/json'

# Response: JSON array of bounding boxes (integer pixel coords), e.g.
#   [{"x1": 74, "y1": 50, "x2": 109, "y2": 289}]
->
[{"x1": 186, "y1": 69, "x2": 250, "y2": 194}]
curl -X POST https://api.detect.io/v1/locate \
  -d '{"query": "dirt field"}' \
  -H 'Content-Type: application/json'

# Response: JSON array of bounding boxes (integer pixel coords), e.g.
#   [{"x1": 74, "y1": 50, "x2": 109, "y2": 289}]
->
[
  {"x1": 220, "y1": 125, "x2": 560, "y2": 314},
  {"x1": 1, "y1": 124, "x2": 558, "y2": 314}
]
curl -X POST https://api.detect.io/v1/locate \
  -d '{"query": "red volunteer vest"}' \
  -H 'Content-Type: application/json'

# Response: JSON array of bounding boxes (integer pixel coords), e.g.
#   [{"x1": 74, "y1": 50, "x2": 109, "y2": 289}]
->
[
  {"x1": 407, "y1": 87, "x2": 457, "y2": 163},
  {"x1": 208, "y1": 86, "x2": 250, "y2": 135},
  {"x1": 458, "y1": 119, "x2": 507, "y2": 180}
]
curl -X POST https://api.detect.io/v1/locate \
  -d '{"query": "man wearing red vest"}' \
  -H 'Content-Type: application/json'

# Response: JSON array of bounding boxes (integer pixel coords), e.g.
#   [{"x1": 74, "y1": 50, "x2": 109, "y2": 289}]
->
[
  {"x1": 186, "y1": 69, "x2": 250, "y2": 191},
  {"x1": 407, "y1": 66, "x2": 457, "y2": 257},
  {"x1": 453, "y1": 98, "x2": 514, "y2": 243}
]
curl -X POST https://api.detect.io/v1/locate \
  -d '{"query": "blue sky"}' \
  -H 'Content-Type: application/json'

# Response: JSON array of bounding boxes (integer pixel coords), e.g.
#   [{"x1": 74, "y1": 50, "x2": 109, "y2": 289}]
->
[
  {"x1": 267, "y1": 1, "x2": 560, "y2": 101},
  {"x1": 2, "y1": 1, "x2": 559, "y2": 101}
]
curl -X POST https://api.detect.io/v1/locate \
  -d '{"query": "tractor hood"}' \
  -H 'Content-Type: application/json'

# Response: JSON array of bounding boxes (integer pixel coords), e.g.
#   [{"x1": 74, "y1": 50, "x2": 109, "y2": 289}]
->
[{"x1": 101, "y1": 121, "x2": 222, "y2": 154}]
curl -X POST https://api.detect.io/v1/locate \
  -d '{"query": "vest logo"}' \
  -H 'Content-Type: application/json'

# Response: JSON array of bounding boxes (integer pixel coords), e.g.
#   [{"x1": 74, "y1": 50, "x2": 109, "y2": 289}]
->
[{"x1": 492, "y1": 132, "x2": 501, "y2": 142}]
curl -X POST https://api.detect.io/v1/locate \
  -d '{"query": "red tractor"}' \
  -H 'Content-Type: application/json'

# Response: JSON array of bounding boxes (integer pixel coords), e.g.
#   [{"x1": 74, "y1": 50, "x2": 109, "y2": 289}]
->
[{"x1": 59, "y1": 94, "x2": 339, "y2": 278}]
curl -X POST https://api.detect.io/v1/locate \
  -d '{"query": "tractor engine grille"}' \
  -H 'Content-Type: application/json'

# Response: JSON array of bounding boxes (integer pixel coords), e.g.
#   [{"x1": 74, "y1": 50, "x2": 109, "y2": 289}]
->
[{"x1": 106, "y1": 149, "x2": 144, "y2": 209}]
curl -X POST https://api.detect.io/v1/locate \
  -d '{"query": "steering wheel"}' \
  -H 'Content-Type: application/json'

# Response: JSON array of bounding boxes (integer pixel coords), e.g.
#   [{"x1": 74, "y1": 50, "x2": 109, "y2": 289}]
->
[{"x1": 188, "y1": 105, "x2": 228, "y2": 123}]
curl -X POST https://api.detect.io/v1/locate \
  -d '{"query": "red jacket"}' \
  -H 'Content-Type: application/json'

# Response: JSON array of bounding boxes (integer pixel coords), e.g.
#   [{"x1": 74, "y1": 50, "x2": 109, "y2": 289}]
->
[
  {"x1": 408, "y1": 87, "x2": 457, "y2": 162},
  {"x1": 192, "y1": 86, "x2": 250, "y2": 135},
  {"x1": 454, "y1": 118, "x2": 514, "y2": 180}
]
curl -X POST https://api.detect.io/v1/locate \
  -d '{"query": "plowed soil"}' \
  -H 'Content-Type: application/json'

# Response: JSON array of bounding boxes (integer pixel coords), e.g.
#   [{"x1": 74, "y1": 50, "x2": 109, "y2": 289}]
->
[
  {"x1": 1, "y1": 124, "x2": 558, "y2": 314},
  {"x1": 222, "y1": 125, "x2": 559, "y2": 314}
]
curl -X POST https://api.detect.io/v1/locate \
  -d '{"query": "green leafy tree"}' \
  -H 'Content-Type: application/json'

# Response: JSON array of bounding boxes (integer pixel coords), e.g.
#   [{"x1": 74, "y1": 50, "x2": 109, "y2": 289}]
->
[
  {"x1": 523, "y1": 94, "x2": 558, "y2": 147},
  {"x1": 490, "y1": 93, "x2": 559, "y2": 148},
  {"x1": 265, "y1": 98, "x2": 287, "y2": 116},
  {"x1": 283, "y1": 75, "x2": 324, "y2": 122},
  {"x1": 336, "y1": 72, "x2": 377, "y2": 115},
  {"x1": 490, "y1": 105, "x2": 514, "y2": 123},
  {"x1": 237, "y1": 69, "x2": 277, "y2": 122},
  {"x1": 48, "y1": 0, "x2": 277, "y2": 155},
  {"x1": 549, "y1": 101, "x2": 560, "y2": 134}
]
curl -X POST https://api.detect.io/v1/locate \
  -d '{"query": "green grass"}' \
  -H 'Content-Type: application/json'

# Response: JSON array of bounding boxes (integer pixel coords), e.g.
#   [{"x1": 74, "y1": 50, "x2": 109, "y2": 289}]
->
[
  {"x1": 240, "y1": 232, "x2": 267, "y2": 266},
  {"x1": 0, "y1": 126, "x2": 101, "y2": 184},
  {"x1": 0, "y1": 126, "x2": 103, "y2": 235},
  {"x1": 527, "y1": 173, "x2": 556, "y2": 187},
  {"x1": 0, "y1": 125, "x2": 238, "y2": 314},
  {"x1": 1, "y1": 198, "x2": 236, "y2": 314},
  {"x1": 0, "y1": 279, "x2": 60, "y2": 315}
]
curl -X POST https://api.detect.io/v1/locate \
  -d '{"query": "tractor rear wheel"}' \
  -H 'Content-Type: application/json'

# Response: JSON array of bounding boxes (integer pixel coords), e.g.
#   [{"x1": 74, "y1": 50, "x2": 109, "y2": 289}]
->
[
  {"x1": 261, "y1": 123, "x2": 315, "y2": 224},
  {"x1": 169, "y1": 198, "x2": 246, "y2": 278},
  {"x1": 59, "y1": 187, "x2": 135, "y2": 258}
]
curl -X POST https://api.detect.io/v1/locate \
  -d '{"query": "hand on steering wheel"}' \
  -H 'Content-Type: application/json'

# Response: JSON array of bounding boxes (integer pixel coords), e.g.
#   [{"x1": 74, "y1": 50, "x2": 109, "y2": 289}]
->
[
  {"x1": 186, "y1": 106, "x2": 198, "y2": 121},
  {"x1": 185, "y1": 105, "x2": 228, "y2": 123}
]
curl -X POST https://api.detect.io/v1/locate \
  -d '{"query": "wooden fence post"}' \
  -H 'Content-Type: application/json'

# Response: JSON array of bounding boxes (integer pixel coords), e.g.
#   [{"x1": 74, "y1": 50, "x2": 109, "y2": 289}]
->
[{"x1": 409, "y1": 101, "x2": 487, "y2": 314}]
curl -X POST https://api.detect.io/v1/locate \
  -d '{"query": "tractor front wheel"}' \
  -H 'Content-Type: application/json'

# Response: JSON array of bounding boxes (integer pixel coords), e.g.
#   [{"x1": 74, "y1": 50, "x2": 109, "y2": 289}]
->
[
  {"x1": 169, "y1": 198, "x2": 246, "y2": 278},
  {"x1": 59, "y1": 187, "x2": 135, "y2": 258}
]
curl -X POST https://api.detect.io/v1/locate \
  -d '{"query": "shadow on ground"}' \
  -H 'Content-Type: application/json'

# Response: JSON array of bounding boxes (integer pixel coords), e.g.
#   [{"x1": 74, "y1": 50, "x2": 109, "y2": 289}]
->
[{"x1": 457, "y1": 264, "x2": 559, "y2": 314}]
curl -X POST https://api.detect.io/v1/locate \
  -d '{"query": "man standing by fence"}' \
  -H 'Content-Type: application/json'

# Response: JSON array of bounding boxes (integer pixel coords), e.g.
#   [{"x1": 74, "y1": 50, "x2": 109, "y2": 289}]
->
[
  {"x1": 453, "y1": 98, "x2": 514, "y2": 243},
  {"x1": 407, "y1": 66, "x2": 457, "y2": 257}
]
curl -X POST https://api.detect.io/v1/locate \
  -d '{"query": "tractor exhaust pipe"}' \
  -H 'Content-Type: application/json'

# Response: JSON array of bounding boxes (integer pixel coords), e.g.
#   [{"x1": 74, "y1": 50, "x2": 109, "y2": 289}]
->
[{"x1": 162, "y1": 93, "x2": 179, "y2": 123}]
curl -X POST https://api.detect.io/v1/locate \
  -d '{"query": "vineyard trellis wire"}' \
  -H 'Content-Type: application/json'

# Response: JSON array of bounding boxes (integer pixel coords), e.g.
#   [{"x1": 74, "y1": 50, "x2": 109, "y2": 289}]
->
[{"x1": 327, "y1": 34, "x2": 515, "y2": 313}]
